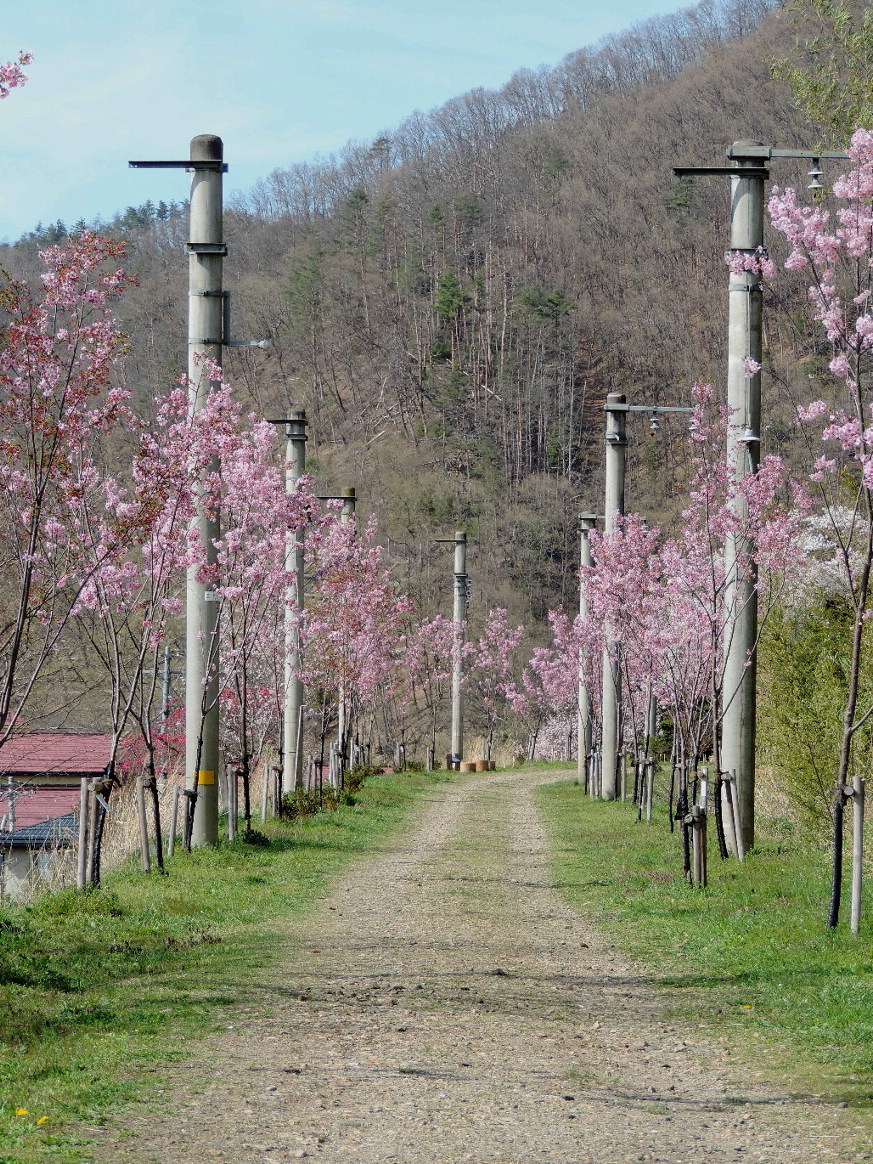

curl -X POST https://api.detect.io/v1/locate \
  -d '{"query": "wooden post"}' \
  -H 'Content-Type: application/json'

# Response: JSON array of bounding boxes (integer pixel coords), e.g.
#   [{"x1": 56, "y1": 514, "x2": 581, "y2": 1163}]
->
[
  {"x1": 261, "y1": 763, "x2": 270, "y2": 820},
  {"x1": 851, "y1": 775, "x2": 865, "y2": 935},
  {"x1": 723, "y1": 771, "x2": 745, "y2": 861},
  {"x1": 227, "y1": 764, "x2": 237, "y2": 843},
  {"x1": 688, "y1": 805, "x2": 707, "y2": 887},
  {"x1": 84, "y1": 780, "x2": 100, "y2": 885},
  {"x1": 136, "y1": 776, "x2": 151, "y2": 873},
  {"x1": 168, "y1": 786, "x2": 181, "y2": 858},
  {"x1": 76, "y1": 778, "x2": 89, "y2": 891},
  {"x1": 146, "y1": 778, "x2": 164, "y2": 873}
]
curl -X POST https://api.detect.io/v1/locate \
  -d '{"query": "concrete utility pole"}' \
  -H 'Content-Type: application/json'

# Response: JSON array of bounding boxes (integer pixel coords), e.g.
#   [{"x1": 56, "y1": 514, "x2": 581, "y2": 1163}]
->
[
  {"x1": 130, "y1": 137, "x2": 228, "y2": 846},
  {"x1": 281, "y1": 410, "x2": 308, "y2": 793},
  {"x1": 576, "y1": 514, "x2": 597, "y2": 785},
  {"x1": 338, "y1": 487, "x2": 356, "y2": 773},
  {"x1": 597, "y1": 399, "x2": 691, "y2": 800},
  {"x1": 131, "y1": 135, "x2": 269, "y2": 844},
  {"x1": 672, "y1": 142, "x2": 848, "y2": 851},
  {"x1": 720, "y1": 141, "x2": 767, "y2": 852},
  {"x1": 341, "y1": 487, "x2": 357, "y2": 523},
  {"x1": 161, "y1": 646, "x2": 173, "y2": 721},
  {"x1": 451, "y1": 531, "x2": 468, "y2": 766},
  {"x1": 601, "y1": 395, "x2": 627, "y2": 799},
  {"x1": 185, "y1": 134, "x2": 225, "y2": 847}
]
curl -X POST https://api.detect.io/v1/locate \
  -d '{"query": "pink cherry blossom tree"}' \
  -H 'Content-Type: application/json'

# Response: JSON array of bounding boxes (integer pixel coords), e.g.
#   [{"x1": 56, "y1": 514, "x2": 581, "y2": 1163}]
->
[
  {"x1": 300, "y1": 510, "x2": 412, "y2": 779},
  {"x1": 768, "y1": 128, "x2": 873, "y2": 922},
  {"x1": 72, "y1": 377, "x2": 238, "y2": 874},
  {"x1": 0, "y1": 233, "x2": 136, "y2": 748},
  {"x1": 465, "y1": 608, "x2": 525, "y2": 761},
  {"x1": 213, "y1": 412, "x2": 316, "y2": 821},
  {"x1": 576, "y1": 385, "x2": 804, "y2": 847},
  {"x1": 402, "y1": 613, "x2": 459, "y2": 768},
  {"x1": 584, "y1": 514, "x2": 664, "y2": 770}
]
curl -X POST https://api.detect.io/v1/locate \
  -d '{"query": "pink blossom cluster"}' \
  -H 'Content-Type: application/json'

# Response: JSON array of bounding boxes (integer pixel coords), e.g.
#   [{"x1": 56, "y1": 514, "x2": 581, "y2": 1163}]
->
[
  {"x1": 726, "y1": 246, "x2": 776, "y2": 280},
  {"x1": 770, "y1": 129, "x2": 873, "y2": 522},
  {"x1": 0, "y1": 51, "x2": 31, "y2": 100},
  {"x1": 523, "y1": 389, "x2": 808, "y2": 765},
  {"x1": 299, "y1": 512, "x2": 413, "y2": 723}
]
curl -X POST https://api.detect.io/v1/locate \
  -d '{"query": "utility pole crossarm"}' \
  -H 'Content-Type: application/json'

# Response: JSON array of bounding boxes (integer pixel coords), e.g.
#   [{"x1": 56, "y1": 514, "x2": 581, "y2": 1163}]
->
[
  {"x1": 129, "y1": 159, "x2": 229, "y2": 172},
  {"x1": 625, "y1": 404, "x2": 693, "y2": 414},
  {"x1": 673, "y1": 165, "x2": 769, "y2": 178}
]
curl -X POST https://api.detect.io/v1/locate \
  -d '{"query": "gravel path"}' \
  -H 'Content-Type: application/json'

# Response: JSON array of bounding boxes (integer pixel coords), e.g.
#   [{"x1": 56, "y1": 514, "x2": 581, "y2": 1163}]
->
[{"x1": 89, "y1": 768, "x2": 868, "y2": 1163}]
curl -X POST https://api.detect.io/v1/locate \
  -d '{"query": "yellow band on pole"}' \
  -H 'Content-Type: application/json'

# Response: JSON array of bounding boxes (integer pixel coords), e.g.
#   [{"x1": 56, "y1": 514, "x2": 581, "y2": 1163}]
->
[{"x1": 198, "y1": 770, "x2": 216, "y2": 785}]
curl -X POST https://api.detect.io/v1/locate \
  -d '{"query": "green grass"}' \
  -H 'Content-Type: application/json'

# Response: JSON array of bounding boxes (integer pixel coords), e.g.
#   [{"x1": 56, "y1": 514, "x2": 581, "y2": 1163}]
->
[
  {"x1": 0, "y1": 769, "x2": 451, "y2": 1163},
  {"x1": 537, "y1": 779, "x2": 873, "y2": 1113}
]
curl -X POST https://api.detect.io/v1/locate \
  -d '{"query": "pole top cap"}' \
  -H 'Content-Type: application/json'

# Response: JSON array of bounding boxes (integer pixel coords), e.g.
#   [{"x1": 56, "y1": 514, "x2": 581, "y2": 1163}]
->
[
  {"x1": 727, "y1": 140, "x2": 770, "y2": 162},
  {"x1": 190, "y1": 135, "x2": 224, "y2": 162},
  {"x1": 455, "y1": 530, "x2": 467, "y2": 542}
]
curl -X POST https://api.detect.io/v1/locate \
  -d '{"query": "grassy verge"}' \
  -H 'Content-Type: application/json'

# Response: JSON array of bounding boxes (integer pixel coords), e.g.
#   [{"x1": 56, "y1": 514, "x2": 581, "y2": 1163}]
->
[
  {"x1": 0, "y1": 769, "x2": 451, "y2": 1163},
  {"x1": 537, "y1": 779, "x2": 873, "y2": 1111}
]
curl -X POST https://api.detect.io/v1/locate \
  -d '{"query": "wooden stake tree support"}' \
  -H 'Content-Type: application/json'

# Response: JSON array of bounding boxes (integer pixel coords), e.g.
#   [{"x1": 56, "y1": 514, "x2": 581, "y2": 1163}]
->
[
  {"x1": 576, "y1": 514, "x2": 597, "y2": 786},
  {"x1": 851, "y1": 775, "x2": 865, "y2": 935},
  {"x1": 688, "y1": 805, "x2": 708, "y2": 888}
]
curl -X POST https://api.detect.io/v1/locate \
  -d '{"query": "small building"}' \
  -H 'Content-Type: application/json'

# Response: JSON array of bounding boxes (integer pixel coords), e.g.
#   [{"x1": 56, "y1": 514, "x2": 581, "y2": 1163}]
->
[
  {"x1": 0, "y1": 811, "x2": 78, "y2": 900},
  {"x1": 0, "y1": 733, "x2": 112, "y2": 829},
  {"x1": 0, "y1": 733, "x2": 111, "y2": 900}
]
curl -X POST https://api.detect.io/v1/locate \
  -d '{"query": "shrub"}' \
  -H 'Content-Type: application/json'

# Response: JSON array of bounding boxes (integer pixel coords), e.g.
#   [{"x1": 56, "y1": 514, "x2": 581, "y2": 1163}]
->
[
  {"x1": 280, "y1": 789, "x2": 322, "y2": 820},
  {"x1": 346, "y1": 763, "x2": 381, "y2": 793}
]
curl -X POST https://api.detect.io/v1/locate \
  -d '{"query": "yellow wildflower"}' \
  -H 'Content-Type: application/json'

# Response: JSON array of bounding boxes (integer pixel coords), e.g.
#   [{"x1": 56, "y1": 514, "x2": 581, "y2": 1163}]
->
[
  {"x1": 15, "y1": 1108, "x2": 28, "y2": 1116},
  {"x1": 36, "y1": 1116, "x2": 48, "y2": 1126}
]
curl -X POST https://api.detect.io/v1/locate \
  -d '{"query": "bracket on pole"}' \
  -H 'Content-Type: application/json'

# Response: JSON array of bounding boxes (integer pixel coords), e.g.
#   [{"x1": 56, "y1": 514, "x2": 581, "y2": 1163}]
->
[
  {"x1": 267, "y1": 415, "x2": 308, "y2": 439},
  {"x1": 673, "y1": 144, "x2": 849, "y2": 182},
  {"x1": 673, "y1": 165, "x2": 769, "y2": 178},
  {"x1": 186, "y1": 242, "x2": 228, "y2": 256},
  {"x1": 129, "y1": 159, "x2": 229, "y2": 172}
]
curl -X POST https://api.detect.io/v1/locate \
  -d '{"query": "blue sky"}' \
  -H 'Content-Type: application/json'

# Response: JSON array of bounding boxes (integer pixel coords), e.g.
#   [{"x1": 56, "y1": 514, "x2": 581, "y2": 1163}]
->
[{"x1": 2, "y1": 0, "x2": 681, "y2": 242}]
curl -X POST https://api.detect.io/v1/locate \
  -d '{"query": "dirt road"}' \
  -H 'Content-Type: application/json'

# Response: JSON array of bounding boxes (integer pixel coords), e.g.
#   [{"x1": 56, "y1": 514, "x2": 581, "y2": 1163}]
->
[{"x1": 89, "y1": 768, "x2": 867, "y2": 1163}]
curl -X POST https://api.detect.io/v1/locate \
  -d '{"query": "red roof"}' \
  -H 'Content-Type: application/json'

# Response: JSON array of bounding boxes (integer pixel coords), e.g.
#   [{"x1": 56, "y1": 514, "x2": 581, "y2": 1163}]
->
[
  {"x1": 0, "y1": 733, "x2": 112, "y2": 777},
  {"x1": 1, "y1": 785, "x2": 81, "y2": 830}
]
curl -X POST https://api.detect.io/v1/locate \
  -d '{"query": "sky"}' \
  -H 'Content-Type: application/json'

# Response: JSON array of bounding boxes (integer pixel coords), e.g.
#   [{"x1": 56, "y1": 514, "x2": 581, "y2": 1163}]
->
[{"x1": 1, "y1": 0, "x2": 683, "y2": 242}]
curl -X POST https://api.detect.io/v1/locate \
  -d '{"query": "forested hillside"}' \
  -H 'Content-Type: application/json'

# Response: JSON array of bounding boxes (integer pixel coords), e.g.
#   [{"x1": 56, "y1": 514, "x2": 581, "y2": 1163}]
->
[{"x1": 0, "y1": 0, "x2": 824, "y2": 632}]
